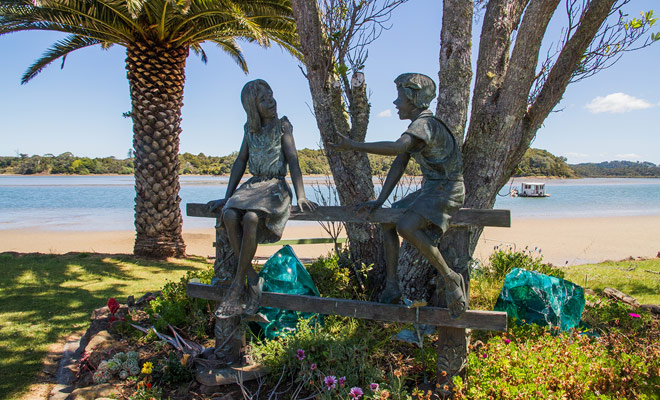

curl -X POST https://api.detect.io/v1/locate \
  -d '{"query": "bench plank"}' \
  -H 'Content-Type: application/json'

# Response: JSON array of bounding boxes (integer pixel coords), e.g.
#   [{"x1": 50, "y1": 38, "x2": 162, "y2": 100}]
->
[
  {"x1": 187, "y1": 283, "x2": 507, "y2": 331},
  {"x1": 186, "y1": 204, "x2": 510, "y2": 228}
]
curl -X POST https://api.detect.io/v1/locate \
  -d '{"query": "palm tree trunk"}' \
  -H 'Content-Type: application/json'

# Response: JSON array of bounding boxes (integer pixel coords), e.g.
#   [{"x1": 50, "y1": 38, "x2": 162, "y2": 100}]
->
[{"x1": 126, "y1": 41, "x2": 187, "y2": 258}]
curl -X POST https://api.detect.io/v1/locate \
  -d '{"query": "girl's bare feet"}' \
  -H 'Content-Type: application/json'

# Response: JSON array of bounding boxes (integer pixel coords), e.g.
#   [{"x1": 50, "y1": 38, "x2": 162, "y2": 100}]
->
[{"x1": 215, "y1": 284, "x2": 245, "y2": 319}]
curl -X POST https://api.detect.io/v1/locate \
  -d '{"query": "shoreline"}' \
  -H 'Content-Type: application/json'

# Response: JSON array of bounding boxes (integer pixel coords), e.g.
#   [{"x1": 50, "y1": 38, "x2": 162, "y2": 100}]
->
[
  {"x1": 3, "y1": 173, "x2": 660, "y2": 179},
  {"x1": 2, "y1": 215, "x2": 659, "y2": 266}
]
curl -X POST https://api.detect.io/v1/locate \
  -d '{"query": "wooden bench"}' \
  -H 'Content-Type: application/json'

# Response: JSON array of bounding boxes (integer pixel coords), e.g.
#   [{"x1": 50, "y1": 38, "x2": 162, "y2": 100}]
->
[
  {"x1": 186, "y1": 203, "x2": 510, "y2": 331},
  {"x1": 186, "y1": 203, "x2": 511, "y2": 387}
]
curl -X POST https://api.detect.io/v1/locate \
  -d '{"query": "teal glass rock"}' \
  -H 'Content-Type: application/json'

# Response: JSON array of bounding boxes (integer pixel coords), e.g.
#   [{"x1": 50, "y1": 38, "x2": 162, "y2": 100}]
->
[
  {"x1": 494, "y1": 268, "x2": 585, "y2": 331},
  {"x1": 256, "y1": 245, "x2": 321, "y2": 338}
]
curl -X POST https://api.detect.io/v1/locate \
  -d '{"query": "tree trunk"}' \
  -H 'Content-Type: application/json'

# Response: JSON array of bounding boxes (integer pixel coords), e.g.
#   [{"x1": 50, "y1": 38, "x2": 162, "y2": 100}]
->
[
  {"x1": 291, "y1": 0, "x2": 385, "y2": 288},
  {"x1": 126, "y1": 41, "x2": 187, "y2": 258}
]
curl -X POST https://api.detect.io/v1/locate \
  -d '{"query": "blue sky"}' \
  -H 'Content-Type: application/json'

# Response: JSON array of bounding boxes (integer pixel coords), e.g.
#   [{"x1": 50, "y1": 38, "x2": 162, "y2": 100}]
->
[{"x1": 1, "y1": 0, "x2": 658, "y2": 164}]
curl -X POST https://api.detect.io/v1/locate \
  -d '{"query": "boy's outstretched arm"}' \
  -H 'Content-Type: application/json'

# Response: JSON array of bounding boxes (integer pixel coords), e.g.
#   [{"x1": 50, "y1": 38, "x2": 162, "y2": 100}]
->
[
  {"x1": 358, "y1": 152, "x2": 411, "y2": 214},
  {"x1": 331, "y1": 132, "x2": 422, "y2": 156},
  {"x1": 282, "y1": 128, "x2": 318, "y2": 212}
]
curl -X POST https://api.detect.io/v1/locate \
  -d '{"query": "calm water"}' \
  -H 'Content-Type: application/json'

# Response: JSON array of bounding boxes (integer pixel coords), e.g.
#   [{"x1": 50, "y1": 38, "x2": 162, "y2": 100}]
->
[{"x1": 1, "y1": 175, "x2": 659, "y2": 231}]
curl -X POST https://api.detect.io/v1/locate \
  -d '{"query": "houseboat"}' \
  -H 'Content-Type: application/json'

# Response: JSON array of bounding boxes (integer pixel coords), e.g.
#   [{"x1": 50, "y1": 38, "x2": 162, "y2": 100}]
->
[{"x1": 514, "y1": 182, "x2": 549, "y2": 197}]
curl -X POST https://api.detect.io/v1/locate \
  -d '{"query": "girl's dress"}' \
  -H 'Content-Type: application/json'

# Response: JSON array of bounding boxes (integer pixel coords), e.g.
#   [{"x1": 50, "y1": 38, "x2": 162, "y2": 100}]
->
[{"x1": 223, "y1": 117, "x2": 292, "y2": 244}]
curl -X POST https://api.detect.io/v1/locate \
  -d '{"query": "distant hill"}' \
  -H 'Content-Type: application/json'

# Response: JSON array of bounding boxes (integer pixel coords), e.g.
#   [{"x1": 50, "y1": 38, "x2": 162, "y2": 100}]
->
[
  {"x1": 515, "y1": 148, "x2": 576, "y2": 178},
  {"x1": 570, "y1": 160, "x2": 660, "y2": 177}
]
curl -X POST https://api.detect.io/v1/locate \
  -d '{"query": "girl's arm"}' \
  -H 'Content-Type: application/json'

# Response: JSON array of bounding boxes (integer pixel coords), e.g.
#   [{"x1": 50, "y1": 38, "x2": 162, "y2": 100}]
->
[
  {"x1": 207, "y1": 136, "x2": 248, "y2": 212},
  {"x1": 226, "y1": 136, "x2": 249, "y2": 198},
  {"x1": 282, "y1": 127, "x2": 317, "y2": 212},
  {"x1": 331, "y1": 132, "x2": 423, "y2": 156}
]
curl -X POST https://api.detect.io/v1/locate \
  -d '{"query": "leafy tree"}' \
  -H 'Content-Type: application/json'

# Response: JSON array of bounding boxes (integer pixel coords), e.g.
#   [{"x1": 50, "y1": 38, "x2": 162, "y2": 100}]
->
[
  {"x1": 388, "y1": 0, "x2": 658, "y2": 386},
  {"x1": 291, "y1": 0, "x2": 409, "y2": 285},
  {"x1": 1, "y1": 0, "x2": 299, "y2": 258}
]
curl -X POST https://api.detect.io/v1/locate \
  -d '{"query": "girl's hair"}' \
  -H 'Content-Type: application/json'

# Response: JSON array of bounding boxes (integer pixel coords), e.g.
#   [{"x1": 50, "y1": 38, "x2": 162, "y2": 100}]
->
[
  {"x1": 394, "y1": 73, "x2": 436, "y2": 109},
  {"x1": 241, "y1": 79, "x2": 273, "y2": 133}
]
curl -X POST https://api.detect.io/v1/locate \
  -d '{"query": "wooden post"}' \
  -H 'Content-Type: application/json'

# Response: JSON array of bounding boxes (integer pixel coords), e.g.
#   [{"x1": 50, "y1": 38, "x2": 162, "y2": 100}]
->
[{"x1": 212, "y1": 217, "x2": 244, "y2": 365}]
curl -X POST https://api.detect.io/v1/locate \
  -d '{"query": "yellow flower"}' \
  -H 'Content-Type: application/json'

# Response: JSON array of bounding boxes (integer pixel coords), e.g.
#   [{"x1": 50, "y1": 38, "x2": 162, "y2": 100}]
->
[{"x1": 141, "y1": 361, "x2": 153, "y2": 375}]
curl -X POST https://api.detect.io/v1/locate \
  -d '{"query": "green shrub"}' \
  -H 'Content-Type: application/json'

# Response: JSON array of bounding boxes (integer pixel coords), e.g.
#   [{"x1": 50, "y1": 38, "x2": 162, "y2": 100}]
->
[
  {"x1": 250, "y1": 317, "x2": 416, "y2": 399},
  {"x1": 307, "y1": 253, "x2": 371, "y2": 300},
  {"x1": 146, "y1": 268, "x2": 215, "y2": 337},
  {"x1": 484, "y1": 245, "x2": 564, "y2": 280},
  {"x1": 454, "y1": 314, "x2": 660, "y2": 399},
  {"x1": 154, "y1": 352, "x2": 192, "y2": 386}
]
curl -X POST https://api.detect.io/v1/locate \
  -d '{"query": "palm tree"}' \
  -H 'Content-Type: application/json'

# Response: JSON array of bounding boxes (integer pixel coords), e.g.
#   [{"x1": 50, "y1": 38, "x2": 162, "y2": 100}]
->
[{"x1": 1, "y1": 0, "x2": 299, "y2": 258}]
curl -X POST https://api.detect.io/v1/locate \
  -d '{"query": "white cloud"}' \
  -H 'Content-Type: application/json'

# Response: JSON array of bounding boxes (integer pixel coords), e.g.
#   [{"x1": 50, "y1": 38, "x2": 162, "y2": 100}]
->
[
  {"x1": 377, "y1": 109, "x2": 392, "y2": 117},
  {"x1": 614, "y1": 153, "x2": 643, "y2": 160},
  {"x1": 586, "y1": 93, "x2": 653, "y2": 114},
  {"x1": 565, "y1": 152, "x2": 590, "y2": 158}
]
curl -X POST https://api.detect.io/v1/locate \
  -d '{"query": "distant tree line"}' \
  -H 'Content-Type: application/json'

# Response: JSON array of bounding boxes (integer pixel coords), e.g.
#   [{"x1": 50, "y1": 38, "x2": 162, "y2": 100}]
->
[
  {"x1": 0, "y1": 152, "x2": 134, "y2": 175},
  {"x1": 570, "y1": 160, "x2": 660, "y2": 177},
  {"x1": 2, "y1": 149, "x2": 657, "y2": 178}
]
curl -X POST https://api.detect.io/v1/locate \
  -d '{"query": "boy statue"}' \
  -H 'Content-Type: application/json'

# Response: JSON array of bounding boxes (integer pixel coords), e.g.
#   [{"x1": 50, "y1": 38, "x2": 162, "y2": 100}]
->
[{"x1": 332, "y1": 73, "x2": 467, "y2": 319}]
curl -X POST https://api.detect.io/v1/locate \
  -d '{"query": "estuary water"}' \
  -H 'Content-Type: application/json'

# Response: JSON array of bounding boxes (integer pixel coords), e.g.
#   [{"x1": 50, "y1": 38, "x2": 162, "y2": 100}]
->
[{"x1": 1, "y1": 175, "x2": 659, "y2": 231}]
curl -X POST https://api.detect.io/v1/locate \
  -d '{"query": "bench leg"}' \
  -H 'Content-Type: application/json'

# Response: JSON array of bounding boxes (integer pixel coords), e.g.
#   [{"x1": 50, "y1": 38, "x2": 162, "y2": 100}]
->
[
  {"x1": 436, "y1": 326, "x2": 468, "y2": 390},
  {"x1": 212, "y1": 221, "x2": 245, "y2": 364},
  {"x1": 213, "y1": 316, "x2": 245, "y2": 365}
]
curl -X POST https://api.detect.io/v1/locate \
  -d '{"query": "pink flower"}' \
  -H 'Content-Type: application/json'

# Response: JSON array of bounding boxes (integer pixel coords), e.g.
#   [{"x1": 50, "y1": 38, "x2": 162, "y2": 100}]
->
[
  {"x1": 324, "y1": 375, "x2": 337, "y2": 390},
  {"x1": 107, "y1": 298, "x2": 119, "y2": 314},
  {"x1": 370, "y1": 383, "x2": 379, "y2": 391},
  {"x1": 482, "y1": 353, "x2": 487, "y2": 358},
  {"x1": 629, "y1": 313, "x2": 641, "y2": 318},
  {"x1": 349, "y1": 387, "x2": 364, "y2": 399},
  {"x1": 310, "y1": 363, "x2": 317, "y2": 371},
  {"x1": 296, "y1": 349, "x2": 306, "y2": 361},
  {"x1": 339, "y1": 376, "x2": 346, "y2": 387},
  {"x1": 504, "y1": 338, "x2": 511, "y2": 344}
]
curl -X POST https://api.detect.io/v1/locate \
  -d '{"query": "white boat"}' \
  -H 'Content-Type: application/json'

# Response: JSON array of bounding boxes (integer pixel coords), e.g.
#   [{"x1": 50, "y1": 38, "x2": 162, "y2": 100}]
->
[{"x1": 517, "y1": 182, "x2": 549, "y2": 197}]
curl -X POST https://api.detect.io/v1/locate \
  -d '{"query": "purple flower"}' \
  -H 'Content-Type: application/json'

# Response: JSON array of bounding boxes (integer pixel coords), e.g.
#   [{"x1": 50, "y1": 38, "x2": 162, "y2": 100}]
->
[
  {"x1": 504, "y1": 338, "x2": 511, "y2": 344},
  {"x1": 310, "y1": 363, "x2": 317, "y2": 371},
  {"x1": 482, "y1": 353, "x2": 487, "y2": 358},
  {"x1": 349, "y1": 387, "x2": 364, "y2": 399},
  {"x1": 369, "y1": 383, "x2": 379, "y2": 391},
  {"x1": 324, "y1": 375, "x2": 337, "y2": 390},
  {"x1": 339, "y1": 376, "x2": 346, "y2": 387},
  {"x1": 296, "y1": 349, "x2": 305, "y2": 361},
  {"x1": 629, "y1": 313, "x2": 641, "y2": 318}
]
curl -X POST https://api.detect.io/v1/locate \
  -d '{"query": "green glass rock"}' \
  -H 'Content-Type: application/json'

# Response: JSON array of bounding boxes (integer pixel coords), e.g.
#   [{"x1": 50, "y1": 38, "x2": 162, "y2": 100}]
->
[
  {"x1": 494, "y1": 268, "x2": 585, "y2": 331},
  {"x1": 256, "y1": 245, "x2": 321, "y2": 338}
]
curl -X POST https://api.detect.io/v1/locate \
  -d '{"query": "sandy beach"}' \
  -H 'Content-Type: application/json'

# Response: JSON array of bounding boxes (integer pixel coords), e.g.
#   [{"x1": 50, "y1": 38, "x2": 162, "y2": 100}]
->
[{"x1": 1, "y1": 216, "x2": 659, "y2": 266}]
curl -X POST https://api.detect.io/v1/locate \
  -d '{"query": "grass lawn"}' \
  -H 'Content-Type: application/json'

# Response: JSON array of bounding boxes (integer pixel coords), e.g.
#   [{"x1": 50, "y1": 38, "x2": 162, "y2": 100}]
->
[
  {"x1": 563, "y1": 258, "x2": 660, "y2": 304},
  {"x1": 1, "y1": 251, "x2": 658, "y2": 399},
  {"x1": 0, "y1": 251, "x2": 213, "y2": 400}
]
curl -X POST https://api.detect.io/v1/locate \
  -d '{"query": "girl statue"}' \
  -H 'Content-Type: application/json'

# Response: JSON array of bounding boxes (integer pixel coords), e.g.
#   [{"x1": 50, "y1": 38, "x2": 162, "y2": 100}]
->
[
  {"x1": 331, "y1": 73, "x2": 467, "y2": 319},
  {"x1": 208, "y1": 79, "x2": 317, "y2": 318}
]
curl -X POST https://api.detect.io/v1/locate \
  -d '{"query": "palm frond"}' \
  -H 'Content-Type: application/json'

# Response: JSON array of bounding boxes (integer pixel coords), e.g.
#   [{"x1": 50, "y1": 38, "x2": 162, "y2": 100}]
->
[
  {"x1": 1, "y1": 0, "x2": 138, "y2": 42},
  {"x1": 190, "y1": 42, "x2": 208, "y2": 63},
  {"x1": 210, "y1": 37, "x2": 248, "y2": 73},
  {"x1": 22, "y1": 34, "x2": 102, "y2": 83}
]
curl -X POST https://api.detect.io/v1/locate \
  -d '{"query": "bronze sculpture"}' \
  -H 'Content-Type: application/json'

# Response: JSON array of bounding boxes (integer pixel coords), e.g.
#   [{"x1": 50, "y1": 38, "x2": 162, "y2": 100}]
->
[
  {"x1": 208, "y1": 79, "x2": 317, "y2": 319},
  {"x1": 332, "y1": 73, "x2": 467, "y2": 319}
]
